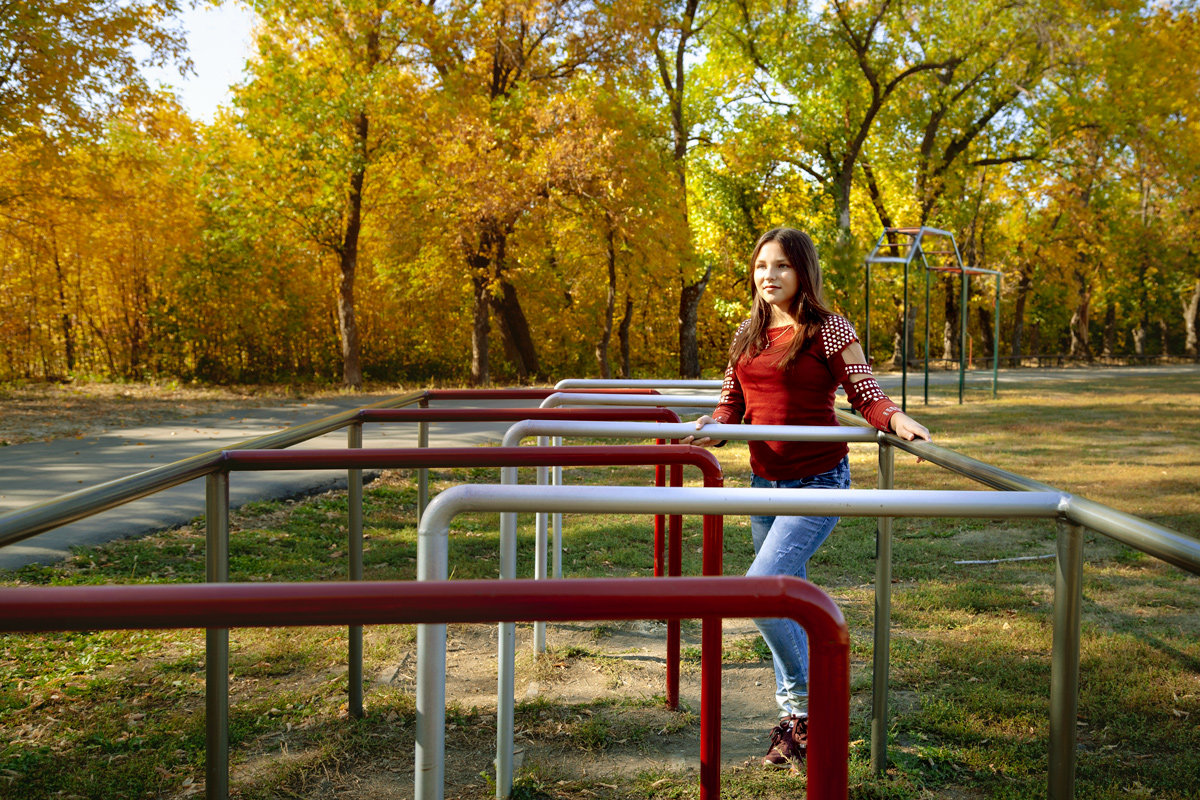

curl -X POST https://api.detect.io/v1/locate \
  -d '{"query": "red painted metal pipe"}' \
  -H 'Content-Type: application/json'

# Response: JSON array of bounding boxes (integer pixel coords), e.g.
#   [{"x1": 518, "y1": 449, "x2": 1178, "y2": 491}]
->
[
  {"x1": 0, "y1": 576, "x2": 849, "y2": 800},
  {"x1": 218, "y1": 445, "x2": 722, "y2": 710},
  {"x1": 358, "y1": 407, "x2": 681, "y2": 424},
  {"x1": 218, "y1": 446, "x2": 719, "y2": 484}
]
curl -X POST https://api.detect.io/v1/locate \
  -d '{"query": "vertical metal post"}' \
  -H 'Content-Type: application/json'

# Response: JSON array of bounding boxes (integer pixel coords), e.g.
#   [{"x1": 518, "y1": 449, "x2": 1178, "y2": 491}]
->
[
  {"x1": 205, "y1": 472, "x2": 230, "y2": 800},
  {"x1": 417, "y1": 420, "x2": 430, "y2": 525},
  {"x1": 347, "y1": 421, "x2": 364, "y2": 719},
  {"x1": 700, "y1": 514, "x2": 724, "y2": 800},
  {"x1": 871, "y1": 439, "x2": 894, "y2": 775},
  {"x1": 901, "y1": 251, "x2": 910, "y2": 413},
  {"x1": 496, "y1": 466, "x2": 518, "y2": 799},
  {"x1": 959, "y1": 271, "x2": 968, "y2": 404},
  {"x1": 666, "y1": 461, "x2": 683, "y2": 710},
  {"x1": 924, "y1": 267, "x2": 931, "y2": 405},
  {"x1": 534, "y1": 437, "x2": 549, "y2": 653},
  {"x1": 1049, "y1": 520, "x2": 1084, "y2": 800},
  {"x1": 865, "y1": 262, "x2": 872, "y2": 360},
  {"x1": 653, "y1": 458, "x2": 665, "y2": 578},
  {"x1": 415, "y1": 520, "x2": 447, "y2": 800},
  {"x1": 553, "y1": 438, "x2": 563, "y2": 579},
  {"x1": 993, "y1": 275, "x2": 1001, "y2": 398}
]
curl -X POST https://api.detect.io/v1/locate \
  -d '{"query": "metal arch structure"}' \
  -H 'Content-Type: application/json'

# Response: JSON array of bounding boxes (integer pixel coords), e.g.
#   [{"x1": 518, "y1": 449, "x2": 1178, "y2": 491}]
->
[{"x1": 864, "y1": 226, "x2": 1002, "y2": 408}]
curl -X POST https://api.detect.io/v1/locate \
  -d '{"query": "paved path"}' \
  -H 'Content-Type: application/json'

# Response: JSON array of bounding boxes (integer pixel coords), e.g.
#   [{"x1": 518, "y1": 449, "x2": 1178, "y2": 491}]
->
[
  {"x1": 2, "y1": 365, "x2": 1196, "y2": 570},
  {"x1": 0, "y1": 397, "x2": 531, "y2": 570}
]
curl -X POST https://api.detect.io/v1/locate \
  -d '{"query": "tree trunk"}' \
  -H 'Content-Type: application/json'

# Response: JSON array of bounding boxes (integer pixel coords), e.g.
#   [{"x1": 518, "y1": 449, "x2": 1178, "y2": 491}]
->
[
  {"x1": 1159, "y1": 317, "x2": 1170, "y2": 357},
  {"x1": 1011, "y1": 266, "x2": 1032, "y2": 362},
  {"x1": 618, "y1": 295, "x2": 633, "y2": 379},
  {"x1": 1101, "y1": 303, "x2": 1116, "y2": 358},
  {"x1": 467, "y1": 225, "x2": 501, "y2": 386},
  {"x1": 942, "y1": 276, "x2": 958, "y2": 361},
  {"x1": 1132, "y1": 319, "x2": 1147, "y2": 357},
  {"x1": 678, "y1": 263, "x2": 711, "y2": 378},
  {"x1": 471, "y1": 273, "x2": 490, "y2": 385},
  {"x1": 492, "y1": 279, "x2": 539, "y2": 382},
  {"x1": 976, "y1": 303, "x2": 994, "y2": 367},
  {"x1": 486, "y1": 230, "x2": 539, "y2": 381},
  {"x1": 1067, "y1": 272, "x2": 1092, "y2": 360},
  {"x1": 51, "y1": 244, "x2": 75, "y2": 374},
  {"x1": 1184, "y1": 278, "x2": 1200, "y2": 357},
  {"x1": 889, "y1": 297, "x2": 916, "y2": 367},
  {"x1": 595, "y1": 223, "x2": 617, "y2": 379},
  {"x1": 337, "y1": 110, "x2": 369, "y2": 389}
]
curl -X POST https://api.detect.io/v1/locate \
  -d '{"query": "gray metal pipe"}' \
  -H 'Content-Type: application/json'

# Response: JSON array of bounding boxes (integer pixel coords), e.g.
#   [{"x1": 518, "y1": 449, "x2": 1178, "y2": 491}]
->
[
  {"x1": 205, "y1": 473, "x2": 230, "y2": 800},
  {"x1": 1049, "y1": 520, "x2": 1084, "y2": 800},
  {"x1": 871, "y1": 442, "x2": 894, "y2": 775},
  {"x1": 417, "y1": 420, "x2": 430, "y2": 526},
  {"x1": 835, "y1": 411, "x2": 1200, "y2": 577},
  {"x1": 414, "y1": 483, "x2": 1067, "y2": 800},
  {"x1": 347, "y1": 422, "x2": 365, "y2": 719}
]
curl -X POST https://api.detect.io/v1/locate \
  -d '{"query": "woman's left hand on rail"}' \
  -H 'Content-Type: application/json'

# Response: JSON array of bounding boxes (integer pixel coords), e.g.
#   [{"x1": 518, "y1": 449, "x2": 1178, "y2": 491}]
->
[{"x1": 681, "y1": 414, "x2": 718, "y2": 447}]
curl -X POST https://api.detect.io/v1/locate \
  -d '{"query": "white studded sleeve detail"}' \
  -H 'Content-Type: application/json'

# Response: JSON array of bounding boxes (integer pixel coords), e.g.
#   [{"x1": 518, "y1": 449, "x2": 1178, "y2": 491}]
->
[{"x1": 821, "y1": 315, "x2": 860, "y2": 361}]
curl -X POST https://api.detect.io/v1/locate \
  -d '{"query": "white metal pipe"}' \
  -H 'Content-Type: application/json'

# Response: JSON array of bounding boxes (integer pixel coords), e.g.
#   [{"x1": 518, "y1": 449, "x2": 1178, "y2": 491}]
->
[
  {"x1": 501, "y1": 419, "x2": 879, "y2": 448},
  {"x1": 415, "y1": 497, "x2": 448, "y2": 800},
  {"x1": 554, "y1": 379, "x2": 724, "y2": 391},
  {"x1": 538, "y1": 392, "x2": 719, "y2": 410},
  {"x1": 552, "y1": 437, "x2": 563, "y2": 579},
  {"x1": 506, "y1": 419, "x2": 880, "y2": 658},
  {"x1": 496, "y1": 466, "x2": 519, "y2": 798},
  {"x1": 534, "y1": 436, "x2": 550, "y2": 652},
  {"x1": 415, "y1": 483, "x2": 1068, "y2": 800},
  {"x1": 535, "y1": 393, "x2": 710, "y2": 594}
]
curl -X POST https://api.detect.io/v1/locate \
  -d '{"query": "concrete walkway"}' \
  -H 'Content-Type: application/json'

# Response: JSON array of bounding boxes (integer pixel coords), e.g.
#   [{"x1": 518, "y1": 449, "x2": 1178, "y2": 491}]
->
[
  {"x1": 2, "y1": 365, "x2": 1196, "y2": 570},
  {"x1": 0, "y1": 396, "x2": 531, "y2": 570}
]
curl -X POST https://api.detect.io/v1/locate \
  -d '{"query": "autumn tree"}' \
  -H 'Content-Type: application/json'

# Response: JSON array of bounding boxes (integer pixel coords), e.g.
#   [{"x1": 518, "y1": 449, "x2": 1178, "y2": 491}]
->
[
  {"x1": 233, "y1": 0, "x2": 414, "y2": 388},
  {"x1": 0, "y1": 0, "x2": 187, "y2": 147}
]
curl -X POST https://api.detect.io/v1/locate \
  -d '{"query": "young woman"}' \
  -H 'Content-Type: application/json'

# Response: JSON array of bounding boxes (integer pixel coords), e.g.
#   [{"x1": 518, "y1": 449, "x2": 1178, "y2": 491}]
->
[{"x1": 684, "y1": 227, "x2": 930, "y2": 768}]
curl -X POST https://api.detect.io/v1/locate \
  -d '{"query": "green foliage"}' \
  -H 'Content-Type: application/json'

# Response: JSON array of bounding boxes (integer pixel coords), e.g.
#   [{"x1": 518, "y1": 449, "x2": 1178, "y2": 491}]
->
[{"x1": 2, "y1": 1, "x2": 1199, "y2": 382}]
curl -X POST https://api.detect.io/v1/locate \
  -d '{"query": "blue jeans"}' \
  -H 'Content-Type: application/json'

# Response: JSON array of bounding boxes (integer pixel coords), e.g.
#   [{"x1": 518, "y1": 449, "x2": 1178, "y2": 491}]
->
[{"x1": 747, "y1": 457, "x2": 851, "y2": 717}]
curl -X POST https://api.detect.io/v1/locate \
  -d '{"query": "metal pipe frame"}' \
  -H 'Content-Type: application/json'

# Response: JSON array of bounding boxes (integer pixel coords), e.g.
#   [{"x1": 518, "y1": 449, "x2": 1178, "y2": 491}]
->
[
  {"x1": 503, "y1": 418, "x2": 873, "y2": 669},
  {"x1": 835, "y1": 409, "x2": 1200, "y2": 799},
  {"x1": 531, "y1": 396, "x2": 719, "y2": 649},
  {"x1": 417, "y1": 484, "x2": 1065, "y2": 800},
  {"x1": 6, "y1": 384, "x2": 1200, "y2": 800},
  {"x1": 221, "y1": 445, "x2": 722, "y2": 799},
  {"x1": 0, "y1": 575, "x2": 850, "y2": 800},
  {"x1": 359, "y1": 407, "x2": 682, "y2": 527},
  {"x1": 863, "y1": 227, "x2": 1002, "y2": 406}
]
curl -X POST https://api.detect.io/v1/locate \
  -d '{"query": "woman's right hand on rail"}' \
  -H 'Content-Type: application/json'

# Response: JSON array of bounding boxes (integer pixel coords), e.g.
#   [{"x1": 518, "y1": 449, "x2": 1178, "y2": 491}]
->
[{"x1": 681, "y1": 414, "x2": 718, "y2": 447}]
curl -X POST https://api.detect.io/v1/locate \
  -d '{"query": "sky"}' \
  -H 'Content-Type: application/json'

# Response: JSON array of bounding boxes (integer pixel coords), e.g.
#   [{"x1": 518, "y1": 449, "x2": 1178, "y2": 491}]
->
[{"x1": 140, "y1": 1, "x2": 259, "y2": 122}]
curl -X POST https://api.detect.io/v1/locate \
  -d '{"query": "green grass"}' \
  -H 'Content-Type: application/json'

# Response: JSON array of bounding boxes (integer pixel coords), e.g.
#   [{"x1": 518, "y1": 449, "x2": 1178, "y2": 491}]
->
[{"x1": 3, "y1": 373, "x2": 1200, "y2": 798}]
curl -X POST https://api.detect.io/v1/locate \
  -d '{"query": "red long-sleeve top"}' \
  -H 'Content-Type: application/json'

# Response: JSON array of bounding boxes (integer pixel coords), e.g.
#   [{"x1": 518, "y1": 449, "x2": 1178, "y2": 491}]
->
[{"x1": 711, "y1": 314, "x2": 901, "y2": 480}]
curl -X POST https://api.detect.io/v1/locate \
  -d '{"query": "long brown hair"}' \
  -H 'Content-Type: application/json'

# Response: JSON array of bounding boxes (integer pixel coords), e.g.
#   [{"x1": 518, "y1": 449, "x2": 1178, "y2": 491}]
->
[{"x1": 728, "y1": 227, "x2": 832, "y2": 368}]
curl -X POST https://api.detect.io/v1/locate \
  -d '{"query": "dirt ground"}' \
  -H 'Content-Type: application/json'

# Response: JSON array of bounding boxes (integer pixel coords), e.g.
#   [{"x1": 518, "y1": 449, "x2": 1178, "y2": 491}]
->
[{"x1": 279, "y1": 619, "x2": 820, "y2": 799}]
